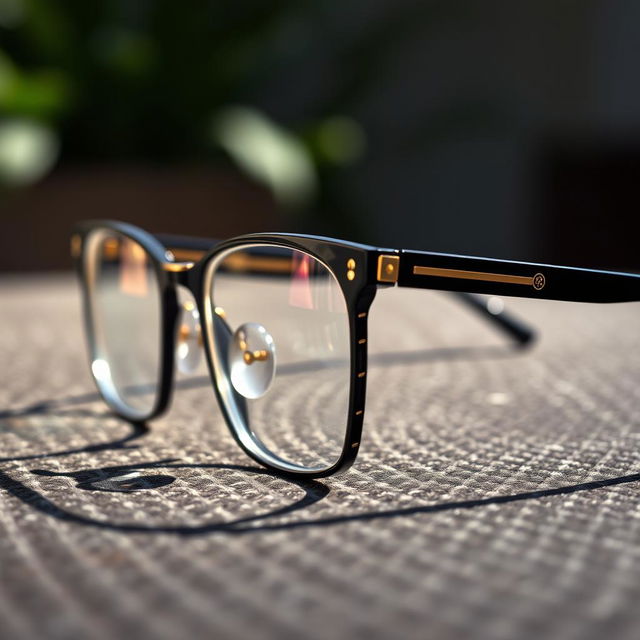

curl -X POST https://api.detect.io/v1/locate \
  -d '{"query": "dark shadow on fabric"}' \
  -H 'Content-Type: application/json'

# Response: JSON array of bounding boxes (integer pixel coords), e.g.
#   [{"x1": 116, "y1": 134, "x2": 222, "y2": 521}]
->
[
  {"x1": 0, "y1": 461, "x2": 330, "y2": 534},
  {"x1": 0, "y1": 457, "x2": 637, "y2": 536},
  {"x1": 0, "y1": 420, "x2": 148, "y2": 464},
  {"x1": 2, "y1": 342, "x2": 630, "y2": 536}
]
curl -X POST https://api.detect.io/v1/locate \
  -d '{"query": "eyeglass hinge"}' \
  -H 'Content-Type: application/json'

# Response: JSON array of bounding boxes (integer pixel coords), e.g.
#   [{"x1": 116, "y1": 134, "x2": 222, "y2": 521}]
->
[{"x1": 377, "y1": 254, "x2": 400, "y2": 284}]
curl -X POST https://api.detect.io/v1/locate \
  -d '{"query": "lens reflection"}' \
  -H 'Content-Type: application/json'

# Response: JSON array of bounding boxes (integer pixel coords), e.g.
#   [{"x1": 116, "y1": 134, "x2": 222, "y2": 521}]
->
[
  {"x1": 208, "y1": 245, "x2": 351, "y2": 471},
  {"x1": 85, "y1": 230, "x2": 161, "y2": 417}
]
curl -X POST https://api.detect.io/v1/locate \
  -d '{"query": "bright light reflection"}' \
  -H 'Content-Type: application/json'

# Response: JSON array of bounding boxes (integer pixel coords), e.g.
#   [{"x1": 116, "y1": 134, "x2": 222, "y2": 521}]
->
[
  {"x1": 91, "y1": 358, "x2": 111, "y2": 382},
  {"x1": 487, "y1": 296, "x2": 505, "y2": 315}
]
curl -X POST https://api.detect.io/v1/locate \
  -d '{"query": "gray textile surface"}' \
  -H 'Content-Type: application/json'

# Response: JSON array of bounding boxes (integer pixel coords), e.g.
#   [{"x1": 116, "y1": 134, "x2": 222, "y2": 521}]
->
[{"x1": 1, "y1": 274, "x2": 639, "y2": 640}]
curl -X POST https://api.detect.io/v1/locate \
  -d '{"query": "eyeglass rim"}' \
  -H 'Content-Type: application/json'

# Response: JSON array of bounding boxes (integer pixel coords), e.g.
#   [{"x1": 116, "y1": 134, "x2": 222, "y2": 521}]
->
[
  {"x1": 200, "y1": 239, "x2": 374, "y2": 476},
  {"x1": 80, "y1": 228, "x2": 168, "y2": 420},
  {"x1": 73, "y1": 220, "x2": 376, "y2": 478},
  {"x1": 74, "y1": 221, "x2": 181, "y2": 424}
]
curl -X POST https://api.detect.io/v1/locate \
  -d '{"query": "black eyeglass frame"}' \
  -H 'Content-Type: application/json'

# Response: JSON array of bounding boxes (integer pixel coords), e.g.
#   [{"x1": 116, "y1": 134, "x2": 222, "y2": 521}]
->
[{"x1": 72, "y1": 220, "x2": 640, "y2": 478}]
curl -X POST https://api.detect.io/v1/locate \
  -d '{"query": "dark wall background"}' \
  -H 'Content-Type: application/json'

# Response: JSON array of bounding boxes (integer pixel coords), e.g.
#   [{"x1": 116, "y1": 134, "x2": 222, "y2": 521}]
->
[{"x1": 1, "y1": 0, "x2": 639, "y2": 271}]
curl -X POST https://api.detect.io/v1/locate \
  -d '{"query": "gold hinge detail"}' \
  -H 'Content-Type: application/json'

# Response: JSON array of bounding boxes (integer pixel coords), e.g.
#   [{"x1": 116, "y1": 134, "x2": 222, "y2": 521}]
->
[{"x1": 377, "y1": 255, "x2": 399, "y2": 284}]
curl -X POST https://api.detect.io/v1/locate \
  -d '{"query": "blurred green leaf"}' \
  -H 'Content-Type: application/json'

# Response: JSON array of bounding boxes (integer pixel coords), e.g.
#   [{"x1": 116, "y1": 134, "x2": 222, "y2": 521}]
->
[
  {"x1": 0, "y1": 117, "x2": 59, "y2": 185},
  {"x1": 212, "y1": 106, "x2": 317, "y2": 210},
  {"x1": 0, "y1": 50, "x2": 71, "y2": 118}
]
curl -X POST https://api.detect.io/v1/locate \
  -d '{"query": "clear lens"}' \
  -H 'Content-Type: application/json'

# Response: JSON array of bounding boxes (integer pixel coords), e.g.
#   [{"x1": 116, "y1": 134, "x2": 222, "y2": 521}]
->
[
  {"x1": 207, "y1": 244, "x2": 351, "y2": 472},
  {"x1": 85, "y1": 230, "x2": 162, "y2": 417}
]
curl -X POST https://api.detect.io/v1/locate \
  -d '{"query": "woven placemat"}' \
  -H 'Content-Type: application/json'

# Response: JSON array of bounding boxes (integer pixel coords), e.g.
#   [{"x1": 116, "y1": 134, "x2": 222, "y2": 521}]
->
[{"x1": 1, "y1": 274, "x2": 639, "y2": 640}]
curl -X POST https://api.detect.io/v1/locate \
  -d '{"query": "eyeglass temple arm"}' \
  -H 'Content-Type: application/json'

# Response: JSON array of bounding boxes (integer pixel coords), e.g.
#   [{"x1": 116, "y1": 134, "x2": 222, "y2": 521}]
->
[
  {"x1": 154, "y1": 232, "x2": 535, "y2": 345},
  {"x1": 449, "y1": 291, "x2": 534, "y2": 345},
  {"x1": 383, "y1": 249, "x2": 640, "y2": 304}
]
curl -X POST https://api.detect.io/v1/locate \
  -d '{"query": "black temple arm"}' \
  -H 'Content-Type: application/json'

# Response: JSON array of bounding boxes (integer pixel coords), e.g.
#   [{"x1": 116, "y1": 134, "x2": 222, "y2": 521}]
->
[
  {"x1": 452, "y1": 292, "x2": 535, "y2": 346},
  {"x1": 391, "y1": 249, "x2": 640, "y2": 304}
]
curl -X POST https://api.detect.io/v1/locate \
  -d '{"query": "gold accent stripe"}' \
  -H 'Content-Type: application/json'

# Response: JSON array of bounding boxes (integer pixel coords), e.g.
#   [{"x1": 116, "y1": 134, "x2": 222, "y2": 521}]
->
[
  {"x1": 169, "y1": 248, "x2": 293, "y2": 274},
  {"x1": 413, "y1": 266, "x2": 534, "y2": 287},
  {"x1": 170, "y1": 248, "x2": 206, "y2": 262},
  {"x1": 224, "y1": 253, "x2": 292, "y2": 274}
]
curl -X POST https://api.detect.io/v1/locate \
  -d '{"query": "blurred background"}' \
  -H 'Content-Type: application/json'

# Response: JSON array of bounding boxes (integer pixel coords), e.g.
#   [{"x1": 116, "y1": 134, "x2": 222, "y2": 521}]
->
[{"x1": 1, "y1": 0, "x2": 639, "y2": 272}]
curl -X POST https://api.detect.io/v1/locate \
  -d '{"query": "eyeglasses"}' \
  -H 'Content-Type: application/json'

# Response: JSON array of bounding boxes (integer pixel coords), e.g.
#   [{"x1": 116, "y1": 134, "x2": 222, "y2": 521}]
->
[{"x1": 71, "y1": 220, "x2": 640, "y2": 477}]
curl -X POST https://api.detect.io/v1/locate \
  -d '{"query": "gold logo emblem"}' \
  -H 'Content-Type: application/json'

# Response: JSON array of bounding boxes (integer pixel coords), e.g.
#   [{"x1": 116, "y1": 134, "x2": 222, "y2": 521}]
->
[{"x1": 533, "y1": 273, "x2": 546, "y2": 290}]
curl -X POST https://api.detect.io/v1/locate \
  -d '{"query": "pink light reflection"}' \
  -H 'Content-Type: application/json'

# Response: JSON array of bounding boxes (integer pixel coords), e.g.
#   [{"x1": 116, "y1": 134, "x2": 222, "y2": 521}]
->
[{"x1": 289, "y1": 253, "x2": 314, "y2": 309}]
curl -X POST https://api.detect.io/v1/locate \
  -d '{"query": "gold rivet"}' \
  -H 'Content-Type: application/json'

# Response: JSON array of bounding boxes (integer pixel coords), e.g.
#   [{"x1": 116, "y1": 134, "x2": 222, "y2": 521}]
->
[
  {"x1": 357, "y1": 312, "x2": 367, "y2": 318},
  {"x1": 357, "y1": 372, "x2": 366, "y2": 378},
  {"x1": 351, "y1": 442, "x2": 359, "y2": 448},
  {"x1": 355, "y1": 410, "x2": 363, "y2": 416},
  {"x1": 385, "y1": 263, "x2": 395, "y2": 274},
  {"x1": 346, "y1": 258, "x2": 356, "y2": 281},
  {"x1": 358, "y1": 338, "x2": 366, "y2": 344}
]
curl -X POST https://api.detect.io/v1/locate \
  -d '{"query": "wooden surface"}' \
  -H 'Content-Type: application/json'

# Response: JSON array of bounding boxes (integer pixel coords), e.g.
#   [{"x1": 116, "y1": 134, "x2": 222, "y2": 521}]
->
[{"x1": 1, "y1": 274, "x2": 640, "y2": 640}]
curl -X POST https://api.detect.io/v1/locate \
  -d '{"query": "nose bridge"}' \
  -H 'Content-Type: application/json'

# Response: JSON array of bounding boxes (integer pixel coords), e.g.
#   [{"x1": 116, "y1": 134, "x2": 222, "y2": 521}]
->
[
  {"x1": 163, "y1": 260, "x2": 195, "y2": 284},
  {"x1": 175, "y1": 285, "x2": 203, "y2": 375},
  {"x1": 175, "y1": 268, "x2": 193, "y2": 289}
]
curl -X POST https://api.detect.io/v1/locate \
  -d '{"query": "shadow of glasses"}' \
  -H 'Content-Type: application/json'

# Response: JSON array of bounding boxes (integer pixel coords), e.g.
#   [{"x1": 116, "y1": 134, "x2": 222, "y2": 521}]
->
[
  {"x1": 0, "y1": 456, "x2": 636, "y2": 536},
  {"x1": 2, "y1": 342, "x2": 637, "y2": 536},
  {"x1": 0, "y1": 414, "x2": 637, "y2": 537}
]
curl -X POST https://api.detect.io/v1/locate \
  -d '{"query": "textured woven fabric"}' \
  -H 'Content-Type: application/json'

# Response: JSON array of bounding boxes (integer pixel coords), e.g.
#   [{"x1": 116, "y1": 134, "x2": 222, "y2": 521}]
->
[{"x1": 1, "y1": 274, "x2": 639, "y2": 640}]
